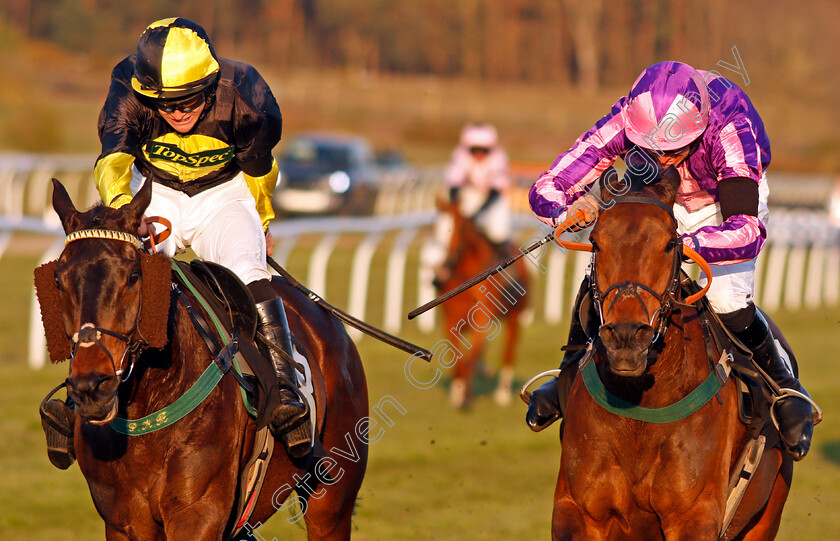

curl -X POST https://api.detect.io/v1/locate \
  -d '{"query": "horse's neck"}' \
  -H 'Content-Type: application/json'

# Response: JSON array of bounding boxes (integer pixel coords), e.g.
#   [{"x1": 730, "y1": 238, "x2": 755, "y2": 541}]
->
[
  {"x1": 649, "y1": 311, "x2": 710, "y2": 394},
  {"x1": 451, "y1": 225, "x2": 494, "y2": 270},
  {"x1": 123, "y1": 302, "x2": 207, "y2": 413}
]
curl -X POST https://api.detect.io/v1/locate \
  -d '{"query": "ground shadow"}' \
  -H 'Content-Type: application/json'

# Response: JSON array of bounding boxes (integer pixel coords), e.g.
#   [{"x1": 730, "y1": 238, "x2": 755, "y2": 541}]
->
[
  {"x1": 441, "y1": 368, "x2": 524, "y2": 401},
  {"x1": 820, "y1": 439, "x2": 840, "y2": 466}
]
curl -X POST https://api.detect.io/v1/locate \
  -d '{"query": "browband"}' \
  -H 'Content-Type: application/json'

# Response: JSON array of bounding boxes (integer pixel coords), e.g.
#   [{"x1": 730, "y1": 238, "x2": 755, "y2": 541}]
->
[{"x1": 65, "y1": 229, "x2": 144, "y2": 250}]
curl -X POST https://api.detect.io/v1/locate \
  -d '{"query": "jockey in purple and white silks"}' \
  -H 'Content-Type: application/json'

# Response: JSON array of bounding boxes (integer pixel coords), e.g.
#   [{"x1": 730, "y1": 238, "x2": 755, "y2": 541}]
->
[{"x1": 525, "y1": 61, "x2": 815, "y2": 460}]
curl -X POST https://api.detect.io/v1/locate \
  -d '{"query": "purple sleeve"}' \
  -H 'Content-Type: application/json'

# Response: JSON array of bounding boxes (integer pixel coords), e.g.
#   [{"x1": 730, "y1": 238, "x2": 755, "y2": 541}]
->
[
  {"x1": 682, "y1": 214, "x2": 766, "y2": 264},
  {"x1": 709, "y1": 118, "x2": 763, "y2": 182},
  {"x1": 529, "y1": 97, "x2": 629, "y2": 224}
]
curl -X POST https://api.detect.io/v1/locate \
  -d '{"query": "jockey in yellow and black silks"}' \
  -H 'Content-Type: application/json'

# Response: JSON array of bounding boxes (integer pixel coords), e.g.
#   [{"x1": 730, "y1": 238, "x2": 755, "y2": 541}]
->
[{"x1": 41, "y1": 18, "x2": 312, "y2": 469}]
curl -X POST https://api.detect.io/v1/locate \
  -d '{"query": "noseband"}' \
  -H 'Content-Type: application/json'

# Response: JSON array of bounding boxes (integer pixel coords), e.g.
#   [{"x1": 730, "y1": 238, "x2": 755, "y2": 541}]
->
[
  {"x1": 590, "y1": 196, "x2": 683, "y2": 339},
  {"x1": 65, "y1": 228, "x2": 146, "y2": 381}
]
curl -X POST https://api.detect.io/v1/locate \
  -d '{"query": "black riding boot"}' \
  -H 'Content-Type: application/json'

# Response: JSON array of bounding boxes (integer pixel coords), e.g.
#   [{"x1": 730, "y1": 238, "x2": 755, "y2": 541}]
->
[
  {"x1": 526, "y1": 276, "x2": 596, "y2": 432},
  {"x1": 255, "y1": 298, "x2": 312, "y2": 458},
  {"x1": 39, "y1": 395, "x2": 76, "y2": 469},
  {"x1": 730, "y1": 309, "x2": 814, "y2": 460}
]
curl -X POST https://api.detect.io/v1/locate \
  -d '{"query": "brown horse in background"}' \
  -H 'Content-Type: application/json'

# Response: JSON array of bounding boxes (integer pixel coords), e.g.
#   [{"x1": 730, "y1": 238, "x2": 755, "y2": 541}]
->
[
  {"x1": 40, "y1": 179, "x2": 368, "y2": 540},
  {"x1": 553, "y1": 168, "x2": 792, "y2": 540},
  {"x1": 436, "y1": 199, "x2": 528, "y2": 408}
]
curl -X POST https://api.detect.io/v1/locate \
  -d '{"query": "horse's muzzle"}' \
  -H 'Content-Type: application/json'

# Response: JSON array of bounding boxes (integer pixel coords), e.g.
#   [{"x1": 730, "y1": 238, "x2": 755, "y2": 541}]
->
[
  {"x1": 66, "y1": 373, "x2": 120, "y2": 423},
  {"x1": 599, "y1": 322, "x2": 654, "y2": 377}
]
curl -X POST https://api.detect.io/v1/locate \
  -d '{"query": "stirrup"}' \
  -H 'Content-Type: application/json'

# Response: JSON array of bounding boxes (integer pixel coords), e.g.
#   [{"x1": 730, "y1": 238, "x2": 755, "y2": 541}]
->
[
  {"x1": 770, "y1": 388, "x2": 823, "y2": 433},
  {"x1": 39, "y1": 401, "x2": 76, "y2": 470},
  {"x1": 519, "y1": 369, "x2": 562, "y2": 406},
  {"x1": 281, "y1": 420, "x2": 312, "y2": 459}
]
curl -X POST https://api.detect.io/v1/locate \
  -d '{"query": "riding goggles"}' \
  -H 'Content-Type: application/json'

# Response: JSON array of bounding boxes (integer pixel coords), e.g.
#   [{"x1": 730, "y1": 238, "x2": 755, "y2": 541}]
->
[{"x1": 156, "y1": 92, "x2": 206, "y2": 114}]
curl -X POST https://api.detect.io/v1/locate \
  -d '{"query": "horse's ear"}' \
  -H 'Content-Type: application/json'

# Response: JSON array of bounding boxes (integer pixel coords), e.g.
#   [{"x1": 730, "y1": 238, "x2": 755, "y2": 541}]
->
[
  {"x1": 652, "y1": 166, "x2": 680, "y2": 206},
  {"x1": 598, "y1": 166, "x2": 626, "y2": 202},
  {"x1": 52, "y1": 179, "x2": 81, "y2": 234},
  {"x1": 33, "y1": 259, "x2": 72, "y2": 362},
  {"x1": 123, "y1": 178, "x2": 152, "y2": 229},
  {"x1": 138, "y1": 253, "x2": 172, "y2": 348}
]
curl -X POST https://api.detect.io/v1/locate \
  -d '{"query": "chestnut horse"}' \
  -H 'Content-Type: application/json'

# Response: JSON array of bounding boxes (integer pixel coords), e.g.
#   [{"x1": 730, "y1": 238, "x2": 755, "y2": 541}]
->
[
  {"x1": 39, "y1": 179, "x2": 368, "y2": 540},
  {"x1": 552, "y1": 169, "x2": 792, "y2": 540},
  {"x1": 436, "y1": 199, "x2": 528, "y2": 408}
]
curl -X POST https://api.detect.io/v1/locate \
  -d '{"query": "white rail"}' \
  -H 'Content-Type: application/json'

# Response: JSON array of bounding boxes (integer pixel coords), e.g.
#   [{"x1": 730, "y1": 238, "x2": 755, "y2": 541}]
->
[{"x1": 1, "y1": 154, "x2": 838, "y2": 369}]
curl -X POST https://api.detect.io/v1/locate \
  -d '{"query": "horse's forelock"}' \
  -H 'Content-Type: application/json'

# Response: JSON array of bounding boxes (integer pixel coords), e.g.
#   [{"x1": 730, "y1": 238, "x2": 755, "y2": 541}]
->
[
  {"x1": 60, "y1": 202, "x2": 142, "y2": 240},
  {"x1": 611, "y1": 165, "x2": 680, "y2": 208}
]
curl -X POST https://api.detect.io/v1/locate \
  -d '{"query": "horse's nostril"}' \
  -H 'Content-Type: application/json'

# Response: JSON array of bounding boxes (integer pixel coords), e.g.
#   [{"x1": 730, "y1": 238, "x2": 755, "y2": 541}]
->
[
  {"x1": 69, "y1": 374, "x2": 117, "y2": 401},
  {"x1": 600, "y1": 322, "x2": 653, "y2": 350}
]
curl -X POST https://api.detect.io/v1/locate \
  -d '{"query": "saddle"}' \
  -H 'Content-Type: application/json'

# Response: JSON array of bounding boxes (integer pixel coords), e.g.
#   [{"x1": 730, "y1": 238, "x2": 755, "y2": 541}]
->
[
  {"x1": 679, "y1": 274, "x2": 781, "y2": 449},
  {"x1": 172, "y1": 260, "x2": 316, "y2": 540},
  {"x1": 172, "y1": 261, "x2": 266, "y2": 415}
]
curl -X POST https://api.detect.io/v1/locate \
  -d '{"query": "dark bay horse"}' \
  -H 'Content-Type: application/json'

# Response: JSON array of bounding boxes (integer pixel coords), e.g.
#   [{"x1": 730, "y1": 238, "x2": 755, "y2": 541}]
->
[
  {"x1": 436, "y1": 199, "x2": 528, "y2": 408},
  {"x1": 39, "y1": 179, "x2": 368, "y2": 540},
  {"x1": 552, "y1": 169, "x2": 792, "y2": 540}
]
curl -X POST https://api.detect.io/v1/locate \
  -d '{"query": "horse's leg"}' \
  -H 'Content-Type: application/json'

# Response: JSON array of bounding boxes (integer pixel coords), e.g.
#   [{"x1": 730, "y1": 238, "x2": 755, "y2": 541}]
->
[
  {"x1": 660, "y1": 501, "x2": 721, "y2": 540},
  {"x1": 552, "y1": 501, "x2": 593, "y2": 541},
  {"x1": 552, "y1": 465, "x2": 602, "y2": 541},
  {"x1": 452, "y1": 333, "x2": 482, "y2": 409},
  {"x1": 161, "y1": 497, "x2": 232, "y2": 540},
  {"x1": 105, "y1": 527, "x2": 140, "y2": 541},
  {"x1": 494, "y1": 313, "x2": 520, "y2": 406},
  {"x1": 301, "y1": 489, "x2": 357, "y2": 541},
  {"x1": 736, "y1": 453, "x2": 792, "y2": 541},
  {"x1": 105, "y1": 523, "x2": 166, "y2": 541},
  {"x1": 300, "y1": 414, "x2": 368, "y2": 539}
]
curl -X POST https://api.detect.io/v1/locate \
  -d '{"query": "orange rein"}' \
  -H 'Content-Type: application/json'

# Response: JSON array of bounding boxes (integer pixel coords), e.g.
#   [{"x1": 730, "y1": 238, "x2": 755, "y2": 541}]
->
[
  {"x1": 681, "y1": 245, "x2": 712, "y2": 305},
  {"x1": 552, "y1": 223, "x2": 714, "y2": 306}
]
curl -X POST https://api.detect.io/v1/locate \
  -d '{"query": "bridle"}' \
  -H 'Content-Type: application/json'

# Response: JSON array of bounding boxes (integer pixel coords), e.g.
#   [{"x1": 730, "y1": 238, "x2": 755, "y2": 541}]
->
[
  {"x1": 64, "y1": 218, "x2": 171, "y2": 382},
  {"x1": 72, "y1": 323, "x2": 143, "y2": 382},
  {"x1": 588, "y1": 196, "x2": 685, "y2": 341}
]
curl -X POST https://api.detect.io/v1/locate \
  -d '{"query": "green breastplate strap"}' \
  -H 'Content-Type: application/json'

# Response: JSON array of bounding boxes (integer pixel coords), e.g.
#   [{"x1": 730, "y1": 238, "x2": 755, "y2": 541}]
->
[
  {"x1": 580, "y1": 346, "x2": 730, "y2": 424},
  {"x1": 110, "y1": 260, "x2": 256, "y2": 436}
]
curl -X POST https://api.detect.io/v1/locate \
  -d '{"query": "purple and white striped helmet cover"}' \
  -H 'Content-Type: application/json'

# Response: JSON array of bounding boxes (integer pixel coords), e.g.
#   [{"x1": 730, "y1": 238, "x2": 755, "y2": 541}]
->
[{"x1": 623, "y1": 61, "x2": 710, "y2": 151}]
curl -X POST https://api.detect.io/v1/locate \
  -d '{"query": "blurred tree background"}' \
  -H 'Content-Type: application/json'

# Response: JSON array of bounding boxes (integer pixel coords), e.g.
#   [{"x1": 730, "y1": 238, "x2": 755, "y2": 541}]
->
[{"x1": 0, "y1": 0, "x2": 837, "y2": 170}]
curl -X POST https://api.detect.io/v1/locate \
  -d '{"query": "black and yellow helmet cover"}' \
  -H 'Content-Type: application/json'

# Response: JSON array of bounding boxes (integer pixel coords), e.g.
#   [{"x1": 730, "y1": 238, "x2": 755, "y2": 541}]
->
[{"x1": 131, "y1": 17, "x2": 220, "y2": 100}]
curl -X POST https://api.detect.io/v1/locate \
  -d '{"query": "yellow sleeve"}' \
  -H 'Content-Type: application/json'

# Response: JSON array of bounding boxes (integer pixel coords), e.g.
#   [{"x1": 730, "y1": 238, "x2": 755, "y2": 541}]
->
[
  {"x1": 243, "y1": 157, "x2": 278, "y2": 230},
  {"x1": 94, "y1": 152, "x2": 136, "y2": 208}
]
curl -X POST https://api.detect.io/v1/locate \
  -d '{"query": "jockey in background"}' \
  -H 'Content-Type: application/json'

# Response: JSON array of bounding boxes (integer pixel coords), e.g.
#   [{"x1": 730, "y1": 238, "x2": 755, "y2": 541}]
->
[
  {"x1": 431, "y1": 123, "x2": 513, "y2": 285},
  {"x1": 525, "y1": 61, "x2": 815, "y2": 460},
  {"x1": 40, "y1": 18, "x2": 311, "y2": 467}
]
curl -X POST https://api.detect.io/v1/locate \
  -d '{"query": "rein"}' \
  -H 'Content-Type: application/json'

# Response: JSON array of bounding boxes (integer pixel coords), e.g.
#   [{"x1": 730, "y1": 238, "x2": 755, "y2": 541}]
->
[
  {"x1": 62, "y1": 225, "x2": 252, "y2": 435},
  {"x1": 554, "y1": 195, "x2": 713, "y2": 338},
  {"x1": 550, "y1": 195, "x2": 727, "y2": 423},
  {"x1": 590, "y1": 197, "x2": 683, "y2": 339}
]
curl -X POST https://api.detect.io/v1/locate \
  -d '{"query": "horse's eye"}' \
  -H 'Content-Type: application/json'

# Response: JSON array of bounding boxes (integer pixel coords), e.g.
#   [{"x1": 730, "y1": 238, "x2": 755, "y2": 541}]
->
[
  {"x1": 54, "y1": 274, "x2": 63, "y2": 291},
  {"x1": 590, "y1": 239, "x2": 600, "y2": 252},
  {"x1": 128, "y1": 269, "x2": 141, "y2": 287},
  {"x1": 665, "y1": 238, "x2": 679, "y2": 252}
]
